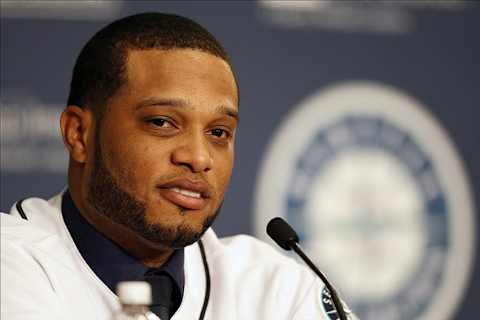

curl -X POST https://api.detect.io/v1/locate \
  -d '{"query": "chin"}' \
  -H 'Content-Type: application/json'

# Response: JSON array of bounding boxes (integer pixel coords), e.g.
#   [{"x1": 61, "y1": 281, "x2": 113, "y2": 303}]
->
[
  {"x1": 142, "y1": 223, "x2": 206, "y2": 249},
  {"x1": 134, "y1": 201, "x2": 220, "y2": 248}
]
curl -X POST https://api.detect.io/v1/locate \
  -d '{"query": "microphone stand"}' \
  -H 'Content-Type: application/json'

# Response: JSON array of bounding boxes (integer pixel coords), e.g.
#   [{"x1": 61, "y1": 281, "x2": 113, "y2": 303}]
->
[{"x1": 288, "y1": 240, "x2": 348, "y2": 320}]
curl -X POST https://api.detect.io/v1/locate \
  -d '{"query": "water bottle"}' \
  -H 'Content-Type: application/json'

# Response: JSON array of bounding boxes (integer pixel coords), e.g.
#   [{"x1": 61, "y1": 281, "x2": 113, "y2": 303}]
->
[{"x1": 112, "y1": 281, "x2": 161, "y2": 320}]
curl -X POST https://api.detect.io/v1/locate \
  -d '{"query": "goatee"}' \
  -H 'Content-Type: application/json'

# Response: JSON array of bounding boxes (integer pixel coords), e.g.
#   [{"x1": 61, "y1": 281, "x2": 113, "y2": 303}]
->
[{"x1": 86, "y1": 131, "x2": 219, "y2": 249}]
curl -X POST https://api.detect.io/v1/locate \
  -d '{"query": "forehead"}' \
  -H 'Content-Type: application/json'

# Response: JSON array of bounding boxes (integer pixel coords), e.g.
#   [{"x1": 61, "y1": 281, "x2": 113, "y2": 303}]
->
[{"x1": 121, "y1": 48, "x2": 238, "y2": 109}]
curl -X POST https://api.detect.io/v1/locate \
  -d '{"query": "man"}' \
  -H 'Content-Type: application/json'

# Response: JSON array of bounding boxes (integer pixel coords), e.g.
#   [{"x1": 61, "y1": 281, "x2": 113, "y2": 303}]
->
[{"x1": 1, "y1": 13, "x2": 356, "y2": 320}]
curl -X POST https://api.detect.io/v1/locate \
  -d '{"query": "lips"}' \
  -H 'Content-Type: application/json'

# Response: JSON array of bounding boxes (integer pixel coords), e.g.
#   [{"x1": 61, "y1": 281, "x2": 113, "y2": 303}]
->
[{"x1": 157, "y1": 179, "x2": 211, "y2": 210}]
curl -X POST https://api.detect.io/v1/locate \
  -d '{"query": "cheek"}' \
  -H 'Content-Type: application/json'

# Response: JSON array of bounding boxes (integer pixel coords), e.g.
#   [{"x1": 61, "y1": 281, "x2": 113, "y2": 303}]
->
[
  {"x1": 215, "y1": 152, "x2": 234, "y2": 189},
  {"x1": 102, "y1": 140, "x2": 151, "y2": 192}
]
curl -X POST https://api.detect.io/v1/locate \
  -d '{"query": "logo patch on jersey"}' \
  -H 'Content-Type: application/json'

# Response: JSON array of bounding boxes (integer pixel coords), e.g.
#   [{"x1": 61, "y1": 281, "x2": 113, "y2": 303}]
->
[
  {"x1": 320, "y1": 287, "x2": 353, "y2": 320},
  {"x1": 254, "y1": 81, "x2": 475, "y2": 320}
]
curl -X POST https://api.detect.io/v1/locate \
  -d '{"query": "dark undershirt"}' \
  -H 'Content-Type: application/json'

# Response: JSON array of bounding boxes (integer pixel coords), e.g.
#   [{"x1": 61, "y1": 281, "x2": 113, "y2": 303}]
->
[{"x1": 61, "y1": 190, "x2": 184, "y2": 317}]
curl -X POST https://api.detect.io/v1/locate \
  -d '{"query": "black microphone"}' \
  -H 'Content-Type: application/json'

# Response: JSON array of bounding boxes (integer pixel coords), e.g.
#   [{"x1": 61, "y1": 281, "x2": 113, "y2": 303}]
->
[{"x1": 267, "y1": 217, "x2": 349, "y2": 320}]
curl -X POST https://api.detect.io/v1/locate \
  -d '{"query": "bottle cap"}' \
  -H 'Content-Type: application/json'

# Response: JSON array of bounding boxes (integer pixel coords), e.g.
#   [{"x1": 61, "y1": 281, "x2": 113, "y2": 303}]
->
[{"x1": 117, "y1": 281, "x2": 152, "y2": 305}]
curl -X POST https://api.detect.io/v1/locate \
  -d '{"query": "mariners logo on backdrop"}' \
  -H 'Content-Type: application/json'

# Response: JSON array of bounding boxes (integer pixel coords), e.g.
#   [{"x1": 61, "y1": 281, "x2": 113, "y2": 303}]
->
[
  {"x1": 254, "y1": 82, "x2": 475, "y2": 320},
  {"x1": 0, "y1": 88, "x2": 67, "y2": 173}
]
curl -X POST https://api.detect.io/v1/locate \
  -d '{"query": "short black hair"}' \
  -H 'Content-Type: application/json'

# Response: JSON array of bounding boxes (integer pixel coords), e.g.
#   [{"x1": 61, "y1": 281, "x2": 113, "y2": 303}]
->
[{"x1": 67, "y1": 12, "x2": 232, "y2": 116}]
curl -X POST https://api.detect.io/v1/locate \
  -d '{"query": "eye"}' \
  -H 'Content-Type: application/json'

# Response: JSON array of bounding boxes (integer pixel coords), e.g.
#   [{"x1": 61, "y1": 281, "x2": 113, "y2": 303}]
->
[
  {"x1": 147, "y1": 118, "x2": 173, "y2": 128},
  {"x1": 210, "y1": 128, "x2": 229, "y2": 139}
]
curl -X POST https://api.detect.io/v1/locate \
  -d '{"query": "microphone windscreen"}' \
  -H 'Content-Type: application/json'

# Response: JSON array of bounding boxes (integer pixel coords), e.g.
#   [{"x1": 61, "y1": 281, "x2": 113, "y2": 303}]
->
[{"x1": 266, "y1": 217, "x2": 299, "y2": 251}]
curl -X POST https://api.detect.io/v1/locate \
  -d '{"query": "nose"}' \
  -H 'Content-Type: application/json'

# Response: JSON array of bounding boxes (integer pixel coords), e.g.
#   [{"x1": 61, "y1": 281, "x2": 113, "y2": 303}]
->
[{"x1": 171, "y1": 133, "x2": 213, "y2": 173}]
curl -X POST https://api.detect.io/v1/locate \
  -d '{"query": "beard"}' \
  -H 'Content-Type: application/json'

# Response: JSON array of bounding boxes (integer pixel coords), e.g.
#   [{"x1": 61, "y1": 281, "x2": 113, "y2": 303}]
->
[{"x1": 86, "y1": 129, "x2": 219, "y2": 249}]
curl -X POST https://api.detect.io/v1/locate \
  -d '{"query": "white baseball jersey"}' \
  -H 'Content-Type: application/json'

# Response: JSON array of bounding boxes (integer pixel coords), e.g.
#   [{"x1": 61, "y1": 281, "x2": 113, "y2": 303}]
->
[{"x1": 1, "y1": 193, "x2": 357, "y2": 320}]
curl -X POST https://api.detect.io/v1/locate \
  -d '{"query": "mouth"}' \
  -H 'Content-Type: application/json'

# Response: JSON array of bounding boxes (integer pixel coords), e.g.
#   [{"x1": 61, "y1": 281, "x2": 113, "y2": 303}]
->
[{"x1": 157, "y1": 179, "x2": 211, "y2": 210}]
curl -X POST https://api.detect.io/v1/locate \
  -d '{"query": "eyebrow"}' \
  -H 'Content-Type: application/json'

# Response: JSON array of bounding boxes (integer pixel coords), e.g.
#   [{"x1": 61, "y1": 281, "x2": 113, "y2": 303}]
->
[{"x1": 135, "y1": 97, "x2": 239, "y2": 121}]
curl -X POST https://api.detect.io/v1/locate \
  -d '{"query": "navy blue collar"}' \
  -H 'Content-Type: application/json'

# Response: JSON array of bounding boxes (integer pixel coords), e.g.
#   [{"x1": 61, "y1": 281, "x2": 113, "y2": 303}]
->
[{"x1": 61, "y1": 190, "x2": 184, "y2": 312}]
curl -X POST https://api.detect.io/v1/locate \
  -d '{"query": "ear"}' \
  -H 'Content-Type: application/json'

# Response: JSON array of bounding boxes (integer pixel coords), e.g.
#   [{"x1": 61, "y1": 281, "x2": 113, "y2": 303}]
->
[{"x1": 60, "y1": 105, "x2": 94, "y2": 163}]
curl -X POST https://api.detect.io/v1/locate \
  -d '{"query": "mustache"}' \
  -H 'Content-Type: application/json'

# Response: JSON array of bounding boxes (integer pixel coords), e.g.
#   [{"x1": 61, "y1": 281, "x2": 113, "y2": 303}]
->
[
  {"x1": 155, "y1": 171, "x2": 208, "y2": 182},
  {"x1": 155, "y1": 172, "x2": 214, "y2": 190}
]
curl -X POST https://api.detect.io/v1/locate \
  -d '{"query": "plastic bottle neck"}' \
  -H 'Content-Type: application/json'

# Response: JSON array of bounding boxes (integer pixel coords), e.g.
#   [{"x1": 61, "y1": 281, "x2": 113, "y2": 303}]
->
[{"x1": 121, "y1": 304, "x2": 150, "y2": 314}]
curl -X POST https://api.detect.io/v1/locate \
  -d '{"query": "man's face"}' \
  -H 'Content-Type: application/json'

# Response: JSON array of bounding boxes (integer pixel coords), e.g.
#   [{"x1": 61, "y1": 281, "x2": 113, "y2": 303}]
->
[{"x1": 86, "y1": 49, "x2": 238, "y2": 249}]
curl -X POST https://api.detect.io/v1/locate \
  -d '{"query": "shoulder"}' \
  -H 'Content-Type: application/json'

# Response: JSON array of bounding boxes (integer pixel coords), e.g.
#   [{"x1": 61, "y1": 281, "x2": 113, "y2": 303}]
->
[
  {"x1": 203, "y1": 229, "x2": 294, "y2": 264},
  {"x1": 203, "y1": 229, "x2": 319, "y2": 290},
  {"x1": 1, "y1": 199, "x2": 68, "y2": 319},
  {"x1": 1, "y1": 194, "x2": 71, "y2": 270},
  {"x1": 1, "y1": 193, "x2": 65, "y2": 240},
  {"x1": 216, "y1": 232, "x2": 294, "y2": 265},
  {"x1": 217, "y1": 233, "x2": 317, "y2": 286},
  {"x1": 199, "y1": 230, "x2": 329, "y2": 318},
  {"x1": 1, "y1": 194, "x2": 112, "y2": 320}
]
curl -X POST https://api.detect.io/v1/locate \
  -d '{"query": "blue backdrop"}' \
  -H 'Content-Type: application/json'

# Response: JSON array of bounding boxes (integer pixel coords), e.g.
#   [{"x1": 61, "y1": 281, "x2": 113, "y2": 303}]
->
[{"x1": 1, "y1": 2, "x2": 478, "y2": 319}]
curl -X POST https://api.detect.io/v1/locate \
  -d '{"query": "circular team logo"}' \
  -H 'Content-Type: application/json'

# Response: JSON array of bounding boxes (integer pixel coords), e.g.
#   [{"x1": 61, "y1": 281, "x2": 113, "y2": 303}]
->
[{"x1": 254, "y1": 81, "x2": 475, "y2": 320}]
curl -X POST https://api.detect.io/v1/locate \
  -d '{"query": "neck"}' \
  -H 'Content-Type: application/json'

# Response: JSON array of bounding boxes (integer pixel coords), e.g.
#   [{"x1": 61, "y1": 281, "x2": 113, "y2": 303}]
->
[{"x1": 68, "y1": 168, "x2": 173, "y2": 268}]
